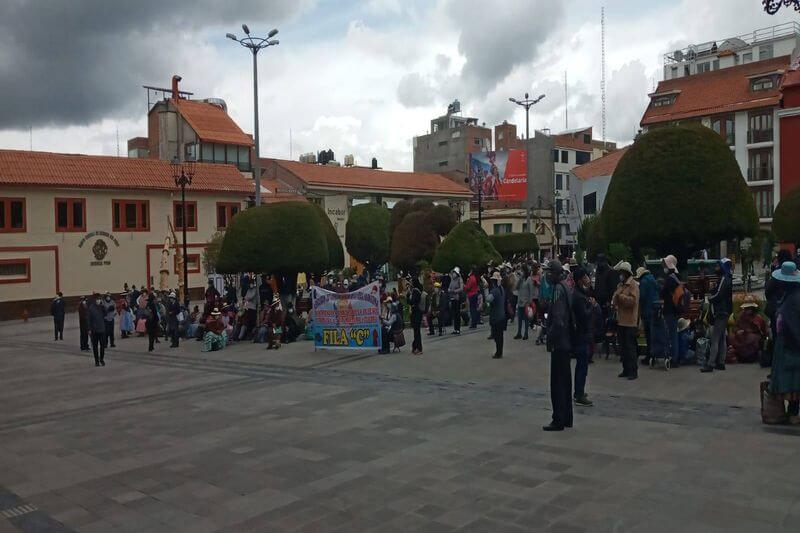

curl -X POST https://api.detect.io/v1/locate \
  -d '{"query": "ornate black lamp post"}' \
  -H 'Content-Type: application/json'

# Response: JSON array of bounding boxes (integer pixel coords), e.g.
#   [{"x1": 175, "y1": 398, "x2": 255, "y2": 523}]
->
[
  {"x1": 171, "y1": 156, "x2": 195, "y2": 307},
  {"x1": 763, "y1": 0, "x2": 800, "y2": 13}
]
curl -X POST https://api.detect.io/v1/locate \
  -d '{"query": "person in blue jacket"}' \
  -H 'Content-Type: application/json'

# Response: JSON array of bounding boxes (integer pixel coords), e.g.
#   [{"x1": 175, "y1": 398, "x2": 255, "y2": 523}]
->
[{"x1": 636, "y1": 266, "x2": 659, "y2": 365}]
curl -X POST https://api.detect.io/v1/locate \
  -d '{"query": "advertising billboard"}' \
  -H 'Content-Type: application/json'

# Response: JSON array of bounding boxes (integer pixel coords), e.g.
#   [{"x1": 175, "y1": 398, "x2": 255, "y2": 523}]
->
[{"x1": 468, "y1": 149, "x2": 527, "y2": 202}]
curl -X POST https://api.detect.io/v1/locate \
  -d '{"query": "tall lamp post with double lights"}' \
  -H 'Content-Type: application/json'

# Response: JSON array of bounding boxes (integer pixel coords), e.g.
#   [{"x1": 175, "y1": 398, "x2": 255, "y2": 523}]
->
[
  {"x1": 509, "y1": 93, "x2": 545, "y2": 235},
  {"x1": 171, "y1": 157, "x2": 195, "y2": 308},
  {"x1": 227, "y1": 24, "x2": 279, "y2": 206}
]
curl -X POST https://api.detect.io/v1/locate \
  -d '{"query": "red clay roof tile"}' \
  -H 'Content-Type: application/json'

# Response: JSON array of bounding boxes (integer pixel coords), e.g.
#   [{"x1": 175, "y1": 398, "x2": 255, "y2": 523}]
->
[
  {"x1": 641, "y1": 56, "x2": 789, "y2": 126},
  {"x1": 265, "y1": 159, "x2": 472, "y2": 197},
  {"x1": 0, "y1": 149, "x2": 254, "y2": 194},
  {"x1": 572, "y1": 147, "x2": 629, "y2": 181},
  {"x1": 174, "y1": 99, "x2": 253, "y2": 146}
]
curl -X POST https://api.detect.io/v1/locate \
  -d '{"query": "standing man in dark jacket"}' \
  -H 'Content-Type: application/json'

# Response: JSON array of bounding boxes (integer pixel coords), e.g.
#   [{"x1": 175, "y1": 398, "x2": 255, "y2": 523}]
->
[
  {"x1": 544, "y1": 260, "x2": 574, "y2": 431},
  {"x1": 88, "y1": 294, "x2": 106, "y2": 366},
  {"x1": 571, "y1": 268, "x2": 594, "y2": 406},
  {"x1": 166, "y1": 292, "x2": 181, "y2": 347},
  {"x1": 78, "y1": 296, "x2": 90, "y2": 351},
  {"x1": 409, "y1": 278, "x2": 424, "y2": 355},
  {"x1": 660, "y1": 254, "x2": 681, "y2": 367},
  {"x1": 702, "y1": 258, "x2": 733, "y2": 372},
  {"x1": 51, "y1": 292, "x2": 65, "y2": 341},
  {"x1": 103, "y1": 292, "x2": 116, "y2": 348},
  {"x1": 448, "y1": 267, "x2": 464, "y2": 335},
  {"x1": 636, "y1": 267, "x2": 659, "y2": 365},
  {"x1": 488, "y1": 271, "x2": 506, "y2": 358},
  {"x1": 146, "y1": 294, "x2": 160, "y2": 352}
]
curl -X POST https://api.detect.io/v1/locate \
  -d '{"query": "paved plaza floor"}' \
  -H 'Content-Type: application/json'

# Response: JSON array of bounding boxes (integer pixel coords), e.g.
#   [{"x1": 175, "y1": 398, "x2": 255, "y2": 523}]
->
[{"x1": 1, "y1": 315, "x2": 799, "y2": 532}]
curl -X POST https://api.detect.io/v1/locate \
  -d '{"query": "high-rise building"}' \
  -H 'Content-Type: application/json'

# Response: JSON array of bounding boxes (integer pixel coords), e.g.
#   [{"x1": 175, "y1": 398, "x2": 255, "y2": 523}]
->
[{"x1": 640, "y1": 22, "x2": 800, "y2": 227}]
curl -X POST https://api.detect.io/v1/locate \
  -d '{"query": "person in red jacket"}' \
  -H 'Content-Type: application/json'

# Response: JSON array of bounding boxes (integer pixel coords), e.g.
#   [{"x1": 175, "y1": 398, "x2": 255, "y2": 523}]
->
[{"x1": 465, "y1": 266, "x2": 480, "y2": 329}]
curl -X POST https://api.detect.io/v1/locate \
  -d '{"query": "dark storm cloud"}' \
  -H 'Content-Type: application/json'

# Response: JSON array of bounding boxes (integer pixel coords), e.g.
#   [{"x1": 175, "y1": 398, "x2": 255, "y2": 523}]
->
[
  {"x1": 447, "y1": 0, "x2": 563, "y2": 98},
  {"x1": 0, "y1": 0, "x2": 310, "y2": 129}
]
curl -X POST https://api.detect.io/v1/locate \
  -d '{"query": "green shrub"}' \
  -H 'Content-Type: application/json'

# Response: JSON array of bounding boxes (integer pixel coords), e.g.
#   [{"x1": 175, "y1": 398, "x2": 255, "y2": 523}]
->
[
  {"x1": 312, "y1": 203, "x2": 344, "y2": 270},
  {"x1": 773, "y1": 186, "x2": 800, "y2": 244},
  {"x1": 432, "y1": 221, "x2": 501, "y2": 273},
  {"x1": 488, "y1": 232, "x2": 539, "y2": 259},
  {"x1": 601, "y1": 125, "x2": 758, "y2": 258},
  {"x1": 345, "y1": 202, "x2": 390, "y2": 271},
  {"x1": 216, "y1": 202, "x2": 331, "y2": 275}
]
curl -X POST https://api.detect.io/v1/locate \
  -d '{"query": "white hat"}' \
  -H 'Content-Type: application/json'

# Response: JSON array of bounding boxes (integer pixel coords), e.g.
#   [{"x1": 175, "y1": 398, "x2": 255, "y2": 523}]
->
[
  {"x1": 663, "y1": 255, "x2": 679, "y2": 273},
  {"x1": 453, "y1": 266, "x2": 461, "y2": 274},
  {"x1": 491, "y1": 271, "x2": 502, "y2": 281},
  {"x1": 168, "y1": 291, "x2": 177, "y2": 298},
  {"x1": 614, "y1": 261, "x2": 634, "y2": 275}
]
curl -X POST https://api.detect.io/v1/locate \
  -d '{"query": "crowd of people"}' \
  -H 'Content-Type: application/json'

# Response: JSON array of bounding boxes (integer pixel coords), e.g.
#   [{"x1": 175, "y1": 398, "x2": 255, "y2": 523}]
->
[{"x1": 46, "y1": 247, "x2": 800, "y2": 426}]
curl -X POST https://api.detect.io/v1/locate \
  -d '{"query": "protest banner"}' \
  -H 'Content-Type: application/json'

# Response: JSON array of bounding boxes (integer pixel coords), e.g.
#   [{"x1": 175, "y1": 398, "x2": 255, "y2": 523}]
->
[{"x1": 310, "y1": 281, "x2": 382, "y2": 350}]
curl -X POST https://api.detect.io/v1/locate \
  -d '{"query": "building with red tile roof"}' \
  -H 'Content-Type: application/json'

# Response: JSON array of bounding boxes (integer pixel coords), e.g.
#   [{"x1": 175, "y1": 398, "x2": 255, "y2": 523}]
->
[
  {"x1": 0, "y1": 149, "x2": 252, "y2": 319},
  {"x1": 640, "y1": 22, "x2": 800, "y2": 227},
  {"x1": 572, "y1": 147, "x2": 629, "y2": 181}
]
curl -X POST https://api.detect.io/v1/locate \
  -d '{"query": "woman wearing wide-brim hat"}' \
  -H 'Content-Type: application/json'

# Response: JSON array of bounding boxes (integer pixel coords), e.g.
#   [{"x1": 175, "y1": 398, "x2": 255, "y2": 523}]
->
[{"x1": 769, "y1": 261, "x2": 800, "y2": 424}]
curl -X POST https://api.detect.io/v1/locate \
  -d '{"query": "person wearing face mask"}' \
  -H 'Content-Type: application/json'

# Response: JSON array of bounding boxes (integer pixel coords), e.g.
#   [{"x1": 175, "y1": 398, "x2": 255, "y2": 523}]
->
[
  {"x1": 612, "y1": 261, "x2": 640, "y2": 380},
  {"x1": 51, "y1": 292, "x2": 65, "y2": 341},
  {"x1": 701, "y1": 258, "x2": 733, "y2": 373},
  {"x1": 88, "y1": 293, "x2": 107, "y2": 366},
  {"x1": 102, "y1": 292, "x2": 116, "y2": 348},
  {"x1": 660, "y1": 254, "x2": 681, "y2": 367},
  {"x1": 78, "y1": 295, "x2": 90, "y2": 351}
]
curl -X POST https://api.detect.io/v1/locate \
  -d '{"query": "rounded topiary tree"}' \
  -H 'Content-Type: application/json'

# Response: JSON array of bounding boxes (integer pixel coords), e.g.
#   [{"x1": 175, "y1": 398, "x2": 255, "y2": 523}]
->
[
  {"x1": 216, "y1": 202, "x2": 331, "y2": 276},
  {"x1": 312, "y1": 203, "x2": 344, "y2": 270},
  {"x1": 428, "y1": 204, "x2": 458, "y2": 236},
  {"x1": 773, "y1": 187, "x2": 800, "y2": 244},
  {"x1": 601, "y1": 125, "x2": 758, "y2": 258},
  {"x1": 390, "y1": 211, "x2": 440, "y2": 272},
  {"x1": 432, "y1": 221, "x2": 501, "y2": 273},
  {"x1": 488, "y1": 232, "x2": 539, "y2": 260},
  {"x1": 345, "y1": 202, "x2": 390, "y2": 272}
]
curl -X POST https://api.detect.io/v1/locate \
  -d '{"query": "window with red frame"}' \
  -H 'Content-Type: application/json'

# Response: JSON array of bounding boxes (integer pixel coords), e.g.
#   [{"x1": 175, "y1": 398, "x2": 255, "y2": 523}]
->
[
  {"x1": 0, "y1": 258, "x2": 30, "y2": 284},
  {"x1": 173, "y1": 201, "x2": 197, "y2": 231},
  {"x1": 112, "y1": 200, "x2": 149, "y2": 231},
  {"x1": 0, "y1": 198, "x2": 26, "y2": 233},
  {"x1": 174, "y1": 253, "x2": 200, "y2": 274},
  {"x1": 216, "y1": 202, "x2": 241, "y2": 229},
  {"x1": 55, "y1": 198, "x2": 86, "y2": 232}
]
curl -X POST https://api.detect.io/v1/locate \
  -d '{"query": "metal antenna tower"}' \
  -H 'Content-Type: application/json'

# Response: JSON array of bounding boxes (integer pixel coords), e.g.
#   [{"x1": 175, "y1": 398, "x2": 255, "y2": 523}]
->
[
  {"x1": 601, "y1": 6, "x2": 607, "y2": 149},
  {"x1": 564, "y1": 71, "x2": 568, "y2": 130}
]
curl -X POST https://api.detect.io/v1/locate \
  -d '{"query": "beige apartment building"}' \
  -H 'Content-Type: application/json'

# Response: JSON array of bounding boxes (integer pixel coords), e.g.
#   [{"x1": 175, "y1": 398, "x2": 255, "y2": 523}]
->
[{"x1": 0, "y1": 150, "x2": 252, "y2": 319}]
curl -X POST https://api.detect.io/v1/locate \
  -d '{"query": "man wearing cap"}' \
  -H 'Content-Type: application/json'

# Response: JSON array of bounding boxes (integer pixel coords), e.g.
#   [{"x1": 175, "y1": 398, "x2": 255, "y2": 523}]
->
[
  {"x1": 660, "y1": 254, "x2": 681, "y2": 367},
  {"x1": 702, "y1": 258, "x2": 733, "y2": 372},
  {"x1": 448, "y1": 267, "x2": 464, "y2": 335},
  {"x1": 429, "y1": 281, "x2": 443, "y2": 336},
  {"x1": 636, "y1": 267, "x2": 659, "y2": 365},
  {"x1": 543, "y1": 260, "x2": 574, "y2": 431},
  {"x1": 612, "y1": 261, "x2": 640, "y2": 380}
]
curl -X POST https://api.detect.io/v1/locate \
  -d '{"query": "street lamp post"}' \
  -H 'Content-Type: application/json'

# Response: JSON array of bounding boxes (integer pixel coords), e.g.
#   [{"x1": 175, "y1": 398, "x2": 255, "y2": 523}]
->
[
  {"x1": 509, "y1": 93, "x2": 545, "y2": 235},
  {"x1": 227, "y1": 25, "x2": 279, "y2": 206},
  {"x1": 171, "y1": 157, "x2": 195, "y2": 308}
]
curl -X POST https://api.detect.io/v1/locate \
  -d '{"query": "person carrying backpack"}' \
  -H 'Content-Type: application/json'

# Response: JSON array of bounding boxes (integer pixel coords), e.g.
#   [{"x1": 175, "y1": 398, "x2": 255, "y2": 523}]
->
[
  {"x1": 660, "y1": 254, "x2": 682, "y2": 367},
  {"x1": 702, "y1": 258, "x2": 733, "y2": 373}
]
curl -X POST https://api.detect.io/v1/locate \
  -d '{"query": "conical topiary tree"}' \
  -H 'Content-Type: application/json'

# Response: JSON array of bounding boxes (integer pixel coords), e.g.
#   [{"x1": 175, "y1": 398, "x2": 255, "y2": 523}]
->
[
  {"x1": 773, "y1": 187, "x2": 800, "y2": 244},
  {"x1": 432, "y1": 221, "x2": 501, "y2": 273},
  {"x1": 601, "y1": 125, "x2": 758, "y2": 259},
  {"x1": 345, "y1": 202, "x2": 391, "y2": 272},
  {"x1": 216, "y1": 202, "x2": 331, "y2": 276}
]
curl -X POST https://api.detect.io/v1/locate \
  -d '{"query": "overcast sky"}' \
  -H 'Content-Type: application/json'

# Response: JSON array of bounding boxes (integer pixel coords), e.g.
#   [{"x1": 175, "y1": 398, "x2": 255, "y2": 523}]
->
[{"x1": 0, "y1": 0, "x2": 797, "y2": 170}]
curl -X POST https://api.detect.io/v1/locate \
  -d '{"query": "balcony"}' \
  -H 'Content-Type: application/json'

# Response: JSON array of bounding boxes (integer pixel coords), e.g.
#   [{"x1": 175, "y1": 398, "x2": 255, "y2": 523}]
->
[
  {"x1": 747, "y1": 167, "x2": 773, "y2": 182},
  {"x1": 748, "y1": 129, "x2": 774, "y2": 144}
]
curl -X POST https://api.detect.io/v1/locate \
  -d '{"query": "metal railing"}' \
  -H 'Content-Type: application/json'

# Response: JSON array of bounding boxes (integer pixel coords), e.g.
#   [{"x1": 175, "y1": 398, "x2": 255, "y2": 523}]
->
[
  {"x1": 664, "y1": 22, "x2": 800, "y2": 65},
  {"x1": 748, "y1": 167, "x2": 774, "y2": 181},
  {"x1": 748, "y1": 129, "x2": 774, "y2": 144}
]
